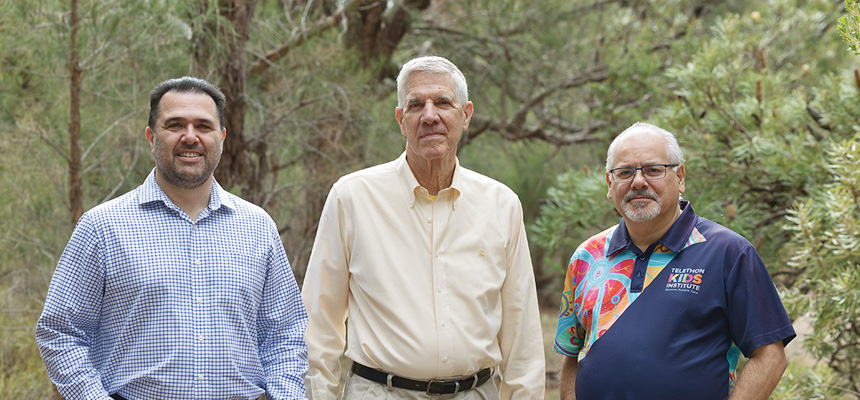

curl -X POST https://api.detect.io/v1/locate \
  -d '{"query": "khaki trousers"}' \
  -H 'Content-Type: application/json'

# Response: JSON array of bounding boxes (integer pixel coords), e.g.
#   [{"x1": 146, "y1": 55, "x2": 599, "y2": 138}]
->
[{"x1": 341, "y1": 370, "x2": 500, "y2": 400}]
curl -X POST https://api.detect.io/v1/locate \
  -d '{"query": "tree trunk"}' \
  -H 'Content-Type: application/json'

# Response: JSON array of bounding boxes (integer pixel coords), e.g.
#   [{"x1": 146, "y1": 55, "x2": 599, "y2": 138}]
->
[
  {"x1": 68, "y1": 0, "x2": 83, "y2": 225},
  {"x1": 285, "y1": 0, "x2": 432, "y2": 278},
  {"x1": 199, "y1": 1, "x2": 259, "y2": 199},
  {"x1": 346, "y1": 0, "x2": 432, "y2": 80}
]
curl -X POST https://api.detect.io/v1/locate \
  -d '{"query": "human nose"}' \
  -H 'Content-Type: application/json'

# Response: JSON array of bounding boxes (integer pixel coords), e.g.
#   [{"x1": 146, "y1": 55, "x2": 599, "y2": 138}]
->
[
  {"x1": 180, "y1": 124, "x2": 201, "y2": 144},
  {"x1": 629, "y1": 168, "x2": 650, "y2": 187},
  {"x1": 420, "y1": 102, "x2": 441, "y2": 123}
]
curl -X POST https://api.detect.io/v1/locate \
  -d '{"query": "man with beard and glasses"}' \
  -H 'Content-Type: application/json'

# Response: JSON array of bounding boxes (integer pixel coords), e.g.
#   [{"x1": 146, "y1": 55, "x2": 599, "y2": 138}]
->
[
  {"x1": 36, "y1": 77, "x2": 308, "y2": 400},
  {"x1": 554, "y1": 122, "x2": 795, "y2": 400}
]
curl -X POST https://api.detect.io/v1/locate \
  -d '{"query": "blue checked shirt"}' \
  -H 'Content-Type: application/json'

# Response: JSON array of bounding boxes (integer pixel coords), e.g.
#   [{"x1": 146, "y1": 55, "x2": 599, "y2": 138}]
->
[{"x1": 36, "y1": 170, "x2": 308, "y2": 399}]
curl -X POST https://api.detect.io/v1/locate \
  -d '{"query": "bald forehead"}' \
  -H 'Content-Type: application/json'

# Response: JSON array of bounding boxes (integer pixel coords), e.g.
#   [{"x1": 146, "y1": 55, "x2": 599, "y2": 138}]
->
[
  {"x1": 619, "y1": 126, "x2": 664, "y2": 143},
  {"x1": 613, "y1": 128, "x2": 667, "y2": 154},
  {"x1": 609, "y1": 129, "x2": 671, "y2": 166}
]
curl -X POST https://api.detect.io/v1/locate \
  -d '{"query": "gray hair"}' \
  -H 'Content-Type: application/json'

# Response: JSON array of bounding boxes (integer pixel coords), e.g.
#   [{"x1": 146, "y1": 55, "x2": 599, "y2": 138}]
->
[
  {"x1": 396, "y1": 56, "x2": 468, "y2": 108},
  {"x1": 606, "y1": 122, "x2": 685, "y2": 172}
]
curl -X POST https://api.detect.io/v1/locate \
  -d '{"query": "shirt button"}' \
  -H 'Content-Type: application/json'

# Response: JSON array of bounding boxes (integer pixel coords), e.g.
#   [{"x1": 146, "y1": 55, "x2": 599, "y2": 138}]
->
[
  {"x1": 195, "y1": 260, "x2": 201, "y2": 266},
  {"x1": 198, "y1": 374, "x2": 204, "y2": 380},
  {"x1": 198, "y1": 335, "x2": 204, "y2": 341},
  {"x1": 442, "y1": 356, "x2": 449, "y2": 363},
  {"x1": 426, "y1": 217, "x2": 432, "y2": 223},
  {"x1": 196, "y1": 297, "x2": 203, "y2": 304},
  {"x1": 192, "y1": 225, "x2": 198, "y2": 230},
  {"x1": 441, "y1": 321, "x2": 447, "y2": 327}
]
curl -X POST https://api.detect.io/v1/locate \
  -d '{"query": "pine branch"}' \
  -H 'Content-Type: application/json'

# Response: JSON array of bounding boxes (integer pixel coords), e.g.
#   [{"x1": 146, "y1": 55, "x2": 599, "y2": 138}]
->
[{"x1": 839, "y1": 0, "x2": 860, "y2": 55}]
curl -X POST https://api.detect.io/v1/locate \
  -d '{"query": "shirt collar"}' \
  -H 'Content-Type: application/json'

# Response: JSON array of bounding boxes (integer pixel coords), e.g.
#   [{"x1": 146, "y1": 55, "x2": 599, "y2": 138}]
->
[
  {"x1": 607, "y1": 200, "x2": 698, "y2": 255},
  {"x1": 395, "y1": 152, "x2": 463, "y2": 208},
  {"x1": 137, "y1": 168, "x2": 235, "y2": 213}
]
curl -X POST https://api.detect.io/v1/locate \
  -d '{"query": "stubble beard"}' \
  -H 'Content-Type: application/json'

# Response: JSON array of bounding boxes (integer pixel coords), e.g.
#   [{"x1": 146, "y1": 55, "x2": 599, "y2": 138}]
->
[{"x1": 153, "y1": 137, "x2": 222, "y2": 190}]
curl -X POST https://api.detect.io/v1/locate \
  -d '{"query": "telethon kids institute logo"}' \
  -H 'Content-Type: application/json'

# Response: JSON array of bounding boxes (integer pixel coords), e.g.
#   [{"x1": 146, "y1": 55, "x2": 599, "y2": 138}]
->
[{"x1": 666, "y1": 267, "x2": 704, "y2": 294}]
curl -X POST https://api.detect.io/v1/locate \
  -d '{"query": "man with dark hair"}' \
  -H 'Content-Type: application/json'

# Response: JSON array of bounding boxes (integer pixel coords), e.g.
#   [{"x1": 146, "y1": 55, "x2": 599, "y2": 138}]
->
[
  {"x1": 147, "y1": 77, "x2": 227, "y2": 133},
  {"x1": 555, "y1": 122, "x2": 795, "y2": 400},
  {"x1": 302, "y1": 56, "x2": 545, "y2": 400},
  {"x1": 36, "y1": 76, "x2": 308, "y2": 399}
]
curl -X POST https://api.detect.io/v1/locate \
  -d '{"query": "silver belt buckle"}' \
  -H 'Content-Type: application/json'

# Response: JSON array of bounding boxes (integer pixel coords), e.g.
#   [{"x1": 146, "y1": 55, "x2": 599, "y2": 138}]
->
[{"x1": 426, "y1": 378, "x2": 459, "y2": 396}]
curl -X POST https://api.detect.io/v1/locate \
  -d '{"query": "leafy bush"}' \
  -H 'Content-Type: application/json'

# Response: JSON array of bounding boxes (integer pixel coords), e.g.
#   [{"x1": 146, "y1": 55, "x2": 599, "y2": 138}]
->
[{"x1": 783, "y1": 133, "x2": 860, "y2": 394}]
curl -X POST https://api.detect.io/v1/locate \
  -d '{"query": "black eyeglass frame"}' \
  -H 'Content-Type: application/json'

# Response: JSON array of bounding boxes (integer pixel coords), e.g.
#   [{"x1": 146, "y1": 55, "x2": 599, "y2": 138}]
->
[{"x1": 609, "y1": 163, "x2": 679, "y2": 183}]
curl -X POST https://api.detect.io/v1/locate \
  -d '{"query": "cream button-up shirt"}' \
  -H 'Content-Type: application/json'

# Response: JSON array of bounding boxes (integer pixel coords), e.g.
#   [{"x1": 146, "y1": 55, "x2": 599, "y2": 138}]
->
[{"x1": 302, "y1": 153, "x2": 545, "y2": 399}]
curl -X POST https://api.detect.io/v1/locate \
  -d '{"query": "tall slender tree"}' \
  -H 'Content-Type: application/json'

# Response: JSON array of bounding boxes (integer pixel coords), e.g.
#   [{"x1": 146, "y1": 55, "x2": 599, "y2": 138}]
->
[{"x1": 67, "y1": 0, "x2": 83, "y2": 224}]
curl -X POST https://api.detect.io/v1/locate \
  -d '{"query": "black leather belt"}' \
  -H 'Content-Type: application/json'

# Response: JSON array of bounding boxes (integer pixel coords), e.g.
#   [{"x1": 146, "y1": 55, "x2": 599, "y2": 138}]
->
[{"x1": 351, "y1": 362, "x2": 492, "y2": 395}]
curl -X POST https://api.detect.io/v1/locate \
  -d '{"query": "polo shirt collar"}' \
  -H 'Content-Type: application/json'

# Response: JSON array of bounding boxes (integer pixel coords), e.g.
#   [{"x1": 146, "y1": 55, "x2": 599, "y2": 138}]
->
[
  {"x1": 396, "y1": 152, "x2": 463, "y2": 208},
  {"x1": 607, "y1": 200, "x2": 698, "y2": 255}
]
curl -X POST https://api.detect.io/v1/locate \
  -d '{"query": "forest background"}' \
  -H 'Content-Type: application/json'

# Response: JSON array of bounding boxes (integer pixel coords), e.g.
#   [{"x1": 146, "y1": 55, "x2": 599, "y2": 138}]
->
[{"x1": 1, "y1": 0, "x2": 859, "y2": 398}]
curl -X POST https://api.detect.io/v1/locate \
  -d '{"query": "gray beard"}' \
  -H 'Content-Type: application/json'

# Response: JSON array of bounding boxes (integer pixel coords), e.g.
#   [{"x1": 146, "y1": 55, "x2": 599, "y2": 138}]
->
[{"x1": 622, "y1": 190, "x2": 661, "y2": 222}]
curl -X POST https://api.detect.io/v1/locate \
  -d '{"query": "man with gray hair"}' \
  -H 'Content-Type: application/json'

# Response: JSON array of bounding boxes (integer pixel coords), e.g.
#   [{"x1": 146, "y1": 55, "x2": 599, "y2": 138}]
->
[
  {"x1": 302, "y1": 56, "x2": 545, "y2": 399},
  {"x1": 554, "y1": 122, "x2": 795, "y2": 399}
]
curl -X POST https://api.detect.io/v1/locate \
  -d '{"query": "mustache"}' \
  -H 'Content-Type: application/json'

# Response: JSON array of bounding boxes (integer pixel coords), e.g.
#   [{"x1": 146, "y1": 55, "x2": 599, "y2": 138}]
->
[
  {"x1": 623, "y1": 189, "x2": 659, "y2": 203},
  {"x1": 175, "y1": 145, "x2": 204, "y2": 154}
]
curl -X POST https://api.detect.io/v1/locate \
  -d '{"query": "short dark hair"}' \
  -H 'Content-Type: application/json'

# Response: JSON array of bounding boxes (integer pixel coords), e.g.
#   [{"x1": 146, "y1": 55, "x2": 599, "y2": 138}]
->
[{"x1": 148, "y1": 77, "x2": 226, "y2": 130}]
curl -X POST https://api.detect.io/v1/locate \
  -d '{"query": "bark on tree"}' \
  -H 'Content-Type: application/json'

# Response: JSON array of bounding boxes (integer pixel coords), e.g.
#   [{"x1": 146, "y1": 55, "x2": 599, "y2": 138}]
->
[
  {"x1": 346, "y1": 0, "x2": 432, "y2": 80},
  {"x1": 205, "y1": 0, "x2": 259, "y2": 200},
  {"x1": 68, "y1": 0, "x2": 84, "y2": 225}
]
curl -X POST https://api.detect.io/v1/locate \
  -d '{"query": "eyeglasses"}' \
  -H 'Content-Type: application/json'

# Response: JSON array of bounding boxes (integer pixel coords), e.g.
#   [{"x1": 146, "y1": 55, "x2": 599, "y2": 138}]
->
[{"x1": 609, "y1": 164, "x2": 678, "y2": 183}]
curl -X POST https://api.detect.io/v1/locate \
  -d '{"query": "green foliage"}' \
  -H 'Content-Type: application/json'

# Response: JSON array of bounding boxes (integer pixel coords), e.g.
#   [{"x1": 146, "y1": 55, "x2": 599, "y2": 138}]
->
[
  {"x1": 783, "y1": 133, "x2": 860, "y2": 393},
  {"x1": 773, "y1": 361, "x2": 860, "y2": 400},
  {"x1": 651, "y1": 0, "x2": 848, "y2": 269},
  {"x1": 838, "y1": 0, "x2": 860, "y2": 55},
  {"x1": 775, "y1": 2, "x2": 860, "y2": 391},
  {"x1": 533, "y1": 0, "x2": 859, "y2": 389},
  {"x1": 533, "y1": 0, "x2": 851, "y2": 271},
  {"x1": 0, "y1": 312, "x2": 50, "y2": 398},
  {"x1": 530, "y1": 168, "x2": 614, "y2": 272},
  {"x1": 427, "y1": 0, "x2": 712, "y2": 145},
  {"x1": 3, "y1": 0, "x2": 860, "y2": 395},
  {"x1": 808, "y1": 71, "x2": 860, "y2": 135},
  {"x1": 0, "y1": 1, "x2": 201, "y2": 395}
]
